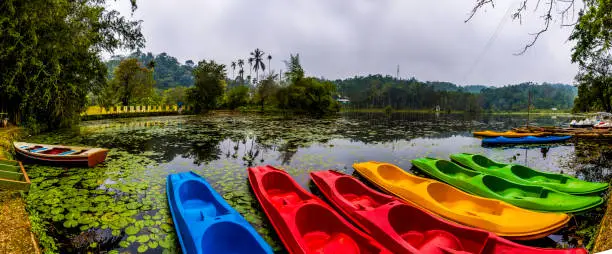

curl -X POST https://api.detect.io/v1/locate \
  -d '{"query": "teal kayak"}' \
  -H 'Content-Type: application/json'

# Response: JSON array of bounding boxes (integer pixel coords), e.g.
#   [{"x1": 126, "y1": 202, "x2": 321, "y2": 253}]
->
[
  {"x1": 411, "y1": 158, "x2": 603, "y2": 213},
  {"x1": 450, "y1": 153, "x2": 609, "y2": 195}
]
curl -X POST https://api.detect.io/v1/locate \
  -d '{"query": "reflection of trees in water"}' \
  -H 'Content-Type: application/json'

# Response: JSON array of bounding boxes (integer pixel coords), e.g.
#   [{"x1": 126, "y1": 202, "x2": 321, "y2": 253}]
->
[{"x1": 570, "y1": 141, "x2": 612, "y2": 183}]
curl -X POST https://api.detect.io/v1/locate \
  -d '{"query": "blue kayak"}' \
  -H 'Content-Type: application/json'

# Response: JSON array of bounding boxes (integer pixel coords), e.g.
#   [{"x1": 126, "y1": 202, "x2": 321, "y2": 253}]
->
[
  {"x1": 167, "y1": 171, "x2": 273, "y2": 254},
  {"x1": 482, "y1": 135, "x2": 572, "y2": 145}
]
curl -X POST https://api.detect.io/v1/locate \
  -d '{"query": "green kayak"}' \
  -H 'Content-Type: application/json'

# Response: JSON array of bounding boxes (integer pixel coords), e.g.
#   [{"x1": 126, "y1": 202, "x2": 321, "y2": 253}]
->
[
  {"x1": 450, "y1": 153, "x2": 609, "y2": 195},
  {"x1": 411, "y1": 158, "x2": 603, "y2": 213}
]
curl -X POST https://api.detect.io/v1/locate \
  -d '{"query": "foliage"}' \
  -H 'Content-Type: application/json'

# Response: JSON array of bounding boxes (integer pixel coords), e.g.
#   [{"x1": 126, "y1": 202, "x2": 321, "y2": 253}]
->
[
  {"x1": 284, "y1": 54, "x2": 305, "y2": 83},
  {"x1": 573, "y1": 54, "x2": 612, "y2": 112},
  {"x1": 0, "y1": 0, "x2": 143, "y2": 131},
  {"x1": 277, "y1": 77, "x2": 339, "y2": 115},
  {"x1": 100, "y1": 59, "x2": 156, "y2": 107},
  {"x1": 188, "y1": 60, "x2": 227, "y2": 113},
  {"x1": 225, "y1": 86, "x2": 250, "y2": 110},
  {"x1": 106, "y1": 52, "x2": 194, "y2": 89},
  {"x1": 335, "y1": 75, "x2": 576, "y2": 112},
  {"x1": 569, "y1": 1, "x2": 612, "y2": 112},
  {"x1": 29, "y1": 211, "x2": 59, "y2": 254},
  {"x1": 256, "y1": 74, "x2": 279, "y2": 111},
  {"x1": 162, "y1": 86, "x2": 188, "y2": 106}
]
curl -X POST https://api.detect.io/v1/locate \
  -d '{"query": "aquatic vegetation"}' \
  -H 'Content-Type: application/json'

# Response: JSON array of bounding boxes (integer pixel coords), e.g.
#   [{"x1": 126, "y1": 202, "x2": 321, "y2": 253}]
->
[{"x1": 21, "y1": 113, "x2": 608, "y2": 252}]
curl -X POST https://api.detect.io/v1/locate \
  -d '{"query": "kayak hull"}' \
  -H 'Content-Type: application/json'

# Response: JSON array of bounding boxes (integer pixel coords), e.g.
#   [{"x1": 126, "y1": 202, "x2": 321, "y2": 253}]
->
[
  {"x1": 248, "y1": 165, "x2": 390, "y2": 254},
  {"x1": 451, "y1": 153, "x2": 609, "y2": 195},
  {"x1": 411, "y1": 158, "x2": 603, "y2": 213},
  {"x1": 167, "y1": 171, "x2": 273, "y2": 254},
  {"x1": 310, "y1": 170, "x2": 587, "y2": 254},
  {"x1": 352, "y1": 161, "x2": 570, "y2": 240},
  {"x1": 482, "y1": 136, "x2": 572, "y2": 145}
]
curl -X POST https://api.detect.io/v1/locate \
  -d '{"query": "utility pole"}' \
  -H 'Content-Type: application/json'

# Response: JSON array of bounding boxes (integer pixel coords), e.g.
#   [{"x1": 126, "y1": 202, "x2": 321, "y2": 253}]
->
[
  {"x1": 396, "y1": 65, "x2": 400, "y2": 80},
  {"x1": 526, "y1": 85, "x2": 532, "y2": 127}
]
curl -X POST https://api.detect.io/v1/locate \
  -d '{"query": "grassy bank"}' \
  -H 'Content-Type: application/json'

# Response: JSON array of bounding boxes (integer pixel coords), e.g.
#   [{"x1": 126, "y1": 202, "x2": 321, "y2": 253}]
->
[{"x1": 594, "y1": 191, "x2": 612, "y2": 252}]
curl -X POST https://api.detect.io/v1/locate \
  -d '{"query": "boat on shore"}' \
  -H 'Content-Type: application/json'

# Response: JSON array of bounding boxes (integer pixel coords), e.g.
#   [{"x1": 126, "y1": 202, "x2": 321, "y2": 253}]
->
[
  {"x1": 0, "y1": 159, "x2": 30, "y2": 191},
  {"x1": 248, "y1": 165, "x2": 391, "y2": 254},
  {"x1": 310, "y1": 170, "x2": 587, "y2": 254},
  {"x1": 13, "y1": 142, "x2": 108, "y2": 167},
  {"x1": 352, "y1": 161, "x2": 570, "y2": 240},
  {"x1": 167, "y1": 171, "x2": 272, "y2": 254}
]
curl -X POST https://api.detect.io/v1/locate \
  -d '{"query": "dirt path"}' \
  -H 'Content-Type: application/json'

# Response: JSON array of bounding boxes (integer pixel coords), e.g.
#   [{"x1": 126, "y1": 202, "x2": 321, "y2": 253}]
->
[
  {"x1": 595, "y1": 194, "x2": 612, "y2": 252},
  {"x1": 0, "y1": 191, "x2": 39, "y2": 254}
]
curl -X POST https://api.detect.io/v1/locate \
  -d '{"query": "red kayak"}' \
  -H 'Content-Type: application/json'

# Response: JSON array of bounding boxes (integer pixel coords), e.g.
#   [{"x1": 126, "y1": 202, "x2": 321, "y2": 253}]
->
[
  {"x1": 310, "y1": 170, "x2": 587, "y2": 254},
  {"x1": 248, "y1": 165, "x2": 391, "y2": 254}
]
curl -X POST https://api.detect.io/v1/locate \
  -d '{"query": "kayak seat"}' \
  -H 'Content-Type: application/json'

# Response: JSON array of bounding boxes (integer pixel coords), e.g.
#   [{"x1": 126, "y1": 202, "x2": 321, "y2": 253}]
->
[
  {"x1": 59, "y1": 150, "x2": 77, "y2": 155},
  {"x1": 19, "y1": 146, "x2": 30, "y2": 149},
  {"x1": 31, "y1": 147, "x2": 49, "y2": 153},
  {"x1": 401, "y1": 230, "x2": 464, "y2": 252}
]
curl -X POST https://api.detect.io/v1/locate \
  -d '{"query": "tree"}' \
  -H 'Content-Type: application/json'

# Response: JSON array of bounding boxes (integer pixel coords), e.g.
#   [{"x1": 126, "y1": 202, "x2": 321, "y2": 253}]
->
[
  {"x1": 251, "y1": 49, "x2": 266, "y2": 83},
  {"x1": 188, "y1": 60, "x2": 227, "y2": 113},
  {"x1": 267, "y1": 54, "x2": 273, "y2": 74},
  {"x1": 163, "y1": 86, "x2": 188, "y2": 106},
  {"x1": 104, "y1": 58, "x2": 155, "y2": 106},
  {"x1": 573, "y1": 54, "x2": 612, "y2": 112},
  {"x1": 284, "y1": 54, "x2": 305, "y2": 83},
  {"x1": 248, "y1": 57, "x2": 254, "y2": 82},
  {"x1": 0, "y1": 0, "x2": 143, "y2": 130},
  {"x1": 226, "y1": 85, "x2": 250, "y2": 110},
  {"x1": 256, "y1": 73, "x2": 279, "y2": 111},
  {"x1": 231, "y1": 61, "x2": 237, "y2": 80}
]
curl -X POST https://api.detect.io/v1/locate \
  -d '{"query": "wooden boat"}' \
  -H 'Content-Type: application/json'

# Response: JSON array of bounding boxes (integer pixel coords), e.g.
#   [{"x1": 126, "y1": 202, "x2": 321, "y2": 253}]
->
[
  {"x1": 248, "y1": 165, "x2": 391, "y2": 254},
  {"x1": 451, "y1": 153, "x2": 609, "y2": 195},
  {"x1": 310, "y1": 170, "x2": 587, "y2": 254},
  {"x1": 481, "y1": 135, "x2": 572, "y2": 145},
  {"x1": 412, "y1": 158, "x2": 603, "y2": 213},
  {"x1": 167, "y1": 171, "x2": 273, "y2": 254},
  {"x1": 14, "y1": 142, "x2": 108, "y2": 167},
  {"x1": 473, "y1": 131, "x2": 544, "y2": 137},
  {"x1": 353, "y1": 161, "x2": 570, "y2": 240},
  {"x1": 0, "y1": 159, "x2": 30, "y2": 191}
]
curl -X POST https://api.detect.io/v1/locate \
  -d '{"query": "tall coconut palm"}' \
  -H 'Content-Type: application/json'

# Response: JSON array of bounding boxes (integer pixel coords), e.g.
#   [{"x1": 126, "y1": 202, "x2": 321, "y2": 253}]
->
[
  {"x1": 248, "y1": 57, "x2": 254, "y2": 81},
  {"x1": 231, "y1": 61, "x2": 236, "y2": 79},
  {"x1": 267, "y1": 54, "x2": 272, "y2": 74},
  {"x1": 250, "y1": 48, "x2": 266, "y2": 83},
  {"x1": 237, "y1": 59, "x2": 245, "y2": 80}
]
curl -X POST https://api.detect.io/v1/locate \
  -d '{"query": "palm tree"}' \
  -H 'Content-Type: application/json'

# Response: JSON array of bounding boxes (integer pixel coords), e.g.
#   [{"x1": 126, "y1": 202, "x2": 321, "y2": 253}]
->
[
  {"x1": 267, "y1": 54, "x2": 272, "y2": 74},
  {"x1": 231, "y1": 61, "x2": 236, "y2": 79},
  {"x1": 250, "y1": 48, "x2": 266, "y2": 83},
  {"x1": 248, "y1": 57, "x2": 254, "y2": 82},
  {"x1": 237, "y1": 59, "x2": 245, "y2": 83}
]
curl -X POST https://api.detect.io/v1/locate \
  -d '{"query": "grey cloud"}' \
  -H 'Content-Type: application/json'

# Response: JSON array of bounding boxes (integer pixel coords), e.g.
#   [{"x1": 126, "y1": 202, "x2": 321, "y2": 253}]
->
[{"x1": 109, "y1": 0, "x2": 578, "y2": 86}]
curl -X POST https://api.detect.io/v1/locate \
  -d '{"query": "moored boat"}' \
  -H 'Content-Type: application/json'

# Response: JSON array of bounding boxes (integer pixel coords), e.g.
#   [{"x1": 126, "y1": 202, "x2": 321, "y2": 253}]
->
[
  {"x1": 167, "y1": 171, "x2": 273, "y2": 254},
  {"x1": 14, "y1": 142, "x2": 108, "y2": 167},
  {"x1": 481, "y1": 135, "x2": 572, "y2": 145},
  {"x1": 310, "y1": 170, "x2": 587, "y2": 254},
  {"x1": 0, "y1": 159, "x2": 30, "y2": 191},
  {"x1": 248, "y1": 165, "x2": 391, "y2": 254},
  {"x1": 473, "y1": 130, "x2": 544, "y2": 137},
  {"x1": 450, "y1": 153, "x2": 609, "y2": 195},
  {"x1": 352, "y1": 161, "x2": 570, "y2": 240},
  {"x1": 411, "y1": 158, "x2": 602, "y2": 213}
]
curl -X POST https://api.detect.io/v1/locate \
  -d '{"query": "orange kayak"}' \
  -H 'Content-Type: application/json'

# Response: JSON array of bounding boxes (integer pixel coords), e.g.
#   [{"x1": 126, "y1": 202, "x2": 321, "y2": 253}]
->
[
  {"x1": 352, "y1": 161, "x2": 570, "y2": 240},
  {"x1": 472, "y1": 131, "x2": 544, "y2": 137}
]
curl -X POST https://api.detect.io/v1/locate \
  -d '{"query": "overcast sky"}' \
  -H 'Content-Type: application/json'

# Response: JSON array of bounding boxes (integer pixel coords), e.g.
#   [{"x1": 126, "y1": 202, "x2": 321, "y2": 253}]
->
[{"x1": 108, "y1": 0, "x2": 579, "y2": 86}]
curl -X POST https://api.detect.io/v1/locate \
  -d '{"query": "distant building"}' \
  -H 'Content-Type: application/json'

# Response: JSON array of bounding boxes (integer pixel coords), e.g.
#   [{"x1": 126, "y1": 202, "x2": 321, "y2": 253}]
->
[{"x1": 551, "y1": 108, "x2": 558, "y2": 111}]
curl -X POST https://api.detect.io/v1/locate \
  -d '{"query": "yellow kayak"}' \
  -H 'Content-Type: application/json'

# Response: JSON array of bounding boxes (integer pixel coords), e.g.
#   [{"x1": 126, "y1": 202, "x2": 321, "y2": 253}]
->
[
  {"x1": 352, "y1": 161, "x2": 570, "y2": 240},
  {"x1": 473, "y1": 130, "x2": 544, "y2": 137}
]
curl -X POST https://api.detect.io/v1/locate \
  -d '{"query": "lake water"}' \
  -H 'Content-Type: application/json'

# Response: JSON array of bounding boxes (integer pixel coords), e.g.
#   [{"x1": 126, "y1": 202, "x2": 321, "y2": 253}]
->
[{"x1": 23, "y1": 112, "x2": 611, "y2": 253}]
